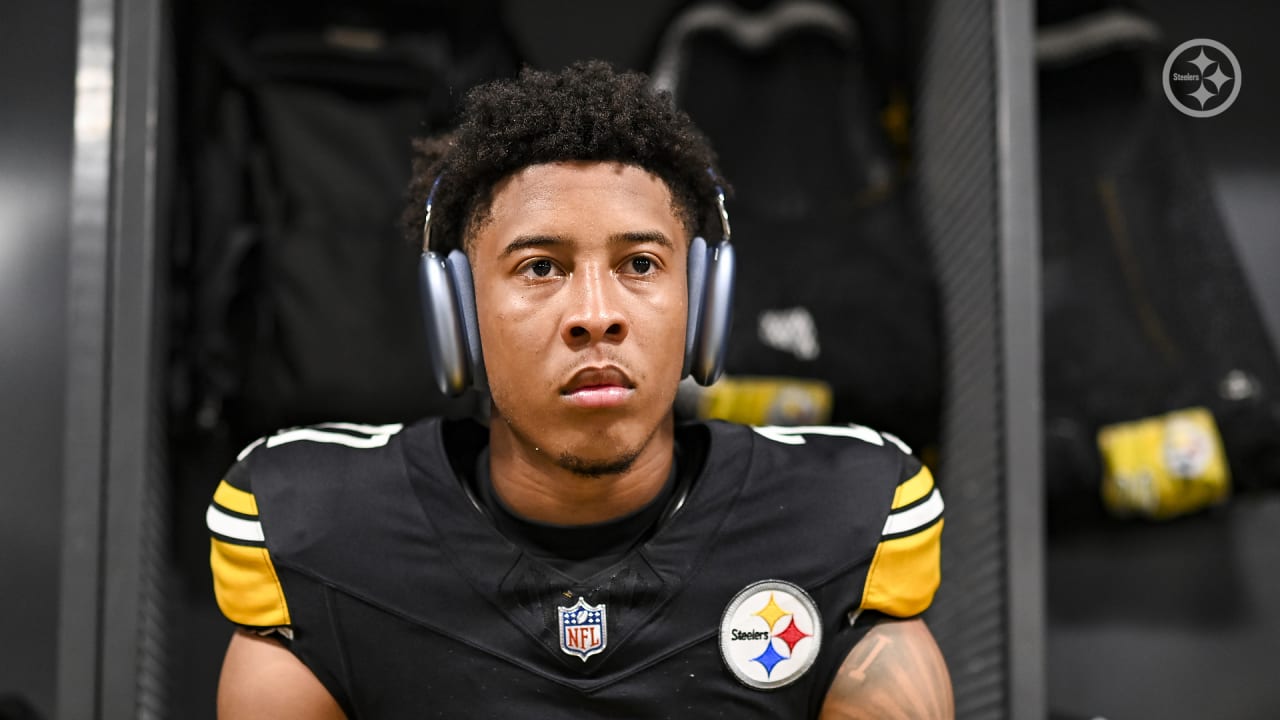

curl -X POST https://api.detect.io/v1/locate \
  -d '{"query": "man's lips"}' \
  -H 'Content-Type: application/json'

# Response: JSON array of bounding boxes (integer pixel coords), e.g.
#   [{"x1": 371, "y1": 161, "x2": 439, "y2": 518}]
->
[
  {"x1": 561, "y1": 366, "x2": 635, "y2": 393},
  {"x1": 561, "y1": 366, "x2": 635, "y2": 408}
]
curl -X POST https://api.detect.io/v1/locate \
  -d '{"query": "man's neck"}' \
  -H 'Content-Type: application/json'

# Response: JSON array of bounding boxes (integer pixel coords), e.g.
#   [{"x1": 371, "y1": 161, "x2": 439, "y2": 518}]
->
[{"x1": 487, "y1": 414, "x2": 676, "y2": 526}]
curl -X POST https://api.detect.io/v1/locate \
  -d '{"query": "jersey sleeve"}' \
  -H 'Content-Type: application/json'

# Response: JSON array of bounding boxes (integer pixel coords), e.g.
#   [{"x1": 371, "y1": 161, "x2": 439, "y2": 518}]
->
[
  {"x1": 858, "y1": 457, "x2": 944, "y2": 618},
  {"x1": 208, "y1": 441, "x2": 292, "y2": 628}
]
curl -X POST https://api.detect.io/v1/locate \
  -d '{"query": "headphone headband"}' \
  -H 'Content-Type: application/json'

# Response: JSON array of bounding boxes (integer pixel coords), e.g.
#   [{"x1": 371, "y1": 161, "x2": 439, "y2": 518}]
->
[
  {"x1": 421, "y1": 175, "x2": 443, "y2": 252},
  {"x1": 709, "y1": 170, "x2": 731, "y2": 242},
  {"x1": 711, "y1": 181, "x2": 732, "y2": 240}
]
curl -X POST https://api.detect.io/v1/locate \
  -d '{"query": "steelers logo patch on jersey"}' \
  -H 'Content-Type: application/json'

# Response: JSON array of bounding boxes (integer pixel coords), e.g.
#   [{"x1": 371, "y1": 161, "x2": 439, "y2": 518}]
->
[{"x1": 719, "y1": 580, "x2": 822, "y2": 690}]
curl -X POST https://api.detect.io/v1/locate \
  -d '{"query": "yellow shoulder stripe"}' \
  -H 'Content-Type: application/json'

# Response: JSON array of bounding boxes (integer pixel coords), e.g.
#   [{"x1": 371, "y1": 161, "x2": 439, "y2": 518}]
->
[
  {"x1": 214, "y1": 480, "x2": 259, "y2": 516},
  {"x1": 211, "y1": 537, "x2": 291, "y2": 627},
  {"x1": 859, "y1": 518, "x2": 943, "y2": 618},
  {"x1": 892, "y1": 465, "x2": 935, "y2": 511}
]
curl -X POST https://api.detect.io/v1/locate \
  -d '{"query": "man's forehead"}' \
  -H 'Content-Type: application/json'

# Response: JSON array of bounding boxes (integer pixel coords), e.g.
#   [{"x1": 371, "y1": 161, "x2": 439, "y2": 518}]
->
[
  {"x1": 493, "y1": 160, "x2": 672, "y2": 199},
  {"x1": 470, "y1": 161, "x2": 690, "y2": 248}
]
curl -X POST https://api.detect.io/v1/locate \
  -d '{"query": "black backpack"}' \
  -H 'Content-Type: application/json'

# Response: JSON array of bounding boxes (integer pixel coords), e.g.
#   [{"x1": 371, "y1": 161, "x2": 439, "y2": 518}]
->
[
  {"x1": 173, "y1": 6, "x2": 518, "y2": 451},
  {"x1": 1037, "y1": 8, "x2": 1280, "y2": 516}
]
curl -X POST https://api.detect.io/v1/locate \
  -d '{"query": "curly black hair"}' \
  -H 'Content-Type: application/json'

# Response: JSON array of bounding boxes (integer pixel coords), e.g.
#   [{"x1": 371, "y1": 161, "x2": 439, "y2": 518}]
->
[{"x1": 403, "y1": 60, "x2": 726, "y2": 254}]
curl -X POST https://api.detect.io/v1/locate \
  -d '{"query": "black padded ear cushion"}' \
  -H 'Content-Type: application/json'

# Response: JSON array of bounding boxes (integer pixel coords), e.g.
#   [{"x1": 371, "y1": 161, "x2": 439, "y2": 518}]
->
[
  {"x1": 684, "y1": 235, "x2": 709, "y2": 378},
  {"x1": 691, "y1": 240, "x2": 735, "y2": 386},
  {"x1": 446, "y1": 249, "x2": 487, "y2": 391},
  {"x1": 418, "y1": 251, "x2": 471, "y2": 396}
]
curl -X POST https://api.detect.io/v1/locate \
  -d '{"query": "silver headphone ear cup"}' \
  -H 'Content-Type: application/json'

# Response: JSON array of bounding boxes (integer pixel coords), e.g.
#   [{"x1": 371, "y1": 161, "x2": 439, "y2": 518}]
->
[
  {"x1": 691, "y1": 240, "x2": 735, "y2": 386},
  {"x1": 684, "y1": 235, "x2": 709, "y2": 378},
  {"x1": 445, "y1": 249, "x2": 487, "y2": 391},
  {"x1": 418, "y1": 251, "x2": 472, "y2": 396}
]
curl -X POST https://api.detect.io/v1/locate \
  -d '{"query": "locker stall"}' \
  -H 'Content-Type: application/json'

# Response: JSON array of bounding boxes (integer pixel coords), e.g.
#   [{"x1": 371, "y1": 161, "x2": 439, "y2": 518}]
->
[
  {"x1": 31, "y1": 0, "x2": 1044, "y2": 717},
  {"x1": 1040, "y1": 1, "x2": 1280, "y2": 718}
]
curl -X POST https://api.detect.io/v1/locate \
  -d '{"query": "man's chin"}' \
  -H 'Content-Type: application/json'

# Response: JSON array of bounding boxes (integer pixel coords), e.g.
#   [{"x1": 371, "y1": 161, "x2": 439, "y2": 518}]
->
[
  {"x1": 554, "y1": 449, "x2": 642, "y2": 478},
  {"x1": 491, "y1": 398, "x2": 673, "y2": 477}
]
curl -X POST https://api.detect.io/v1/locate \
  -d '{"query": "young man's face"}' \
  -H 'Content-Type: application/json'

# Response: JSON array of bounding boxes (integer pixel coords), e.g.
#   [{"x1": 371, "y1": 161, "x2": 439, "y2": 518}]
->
[{"x1": 469, "y1": 161, "x2": 689, "y2": 475}]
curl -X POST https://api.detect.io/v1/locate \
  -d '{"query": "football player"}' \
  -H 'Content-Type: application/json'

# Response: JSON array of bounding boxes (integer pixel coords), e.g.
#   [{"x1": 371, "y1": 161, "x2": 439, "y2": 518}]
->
[{"x1": 211, "y1": 60, "x2": 952, "y2": 718}]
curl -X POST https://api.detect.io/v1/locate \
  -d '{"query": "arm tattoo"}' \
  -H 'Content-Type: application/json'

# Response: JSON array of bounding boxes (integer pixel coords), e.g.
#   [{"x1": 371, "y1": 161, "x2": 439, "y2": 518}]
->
[{"x1": 818, "y1": 618, "x2": 954, "y2": 720}]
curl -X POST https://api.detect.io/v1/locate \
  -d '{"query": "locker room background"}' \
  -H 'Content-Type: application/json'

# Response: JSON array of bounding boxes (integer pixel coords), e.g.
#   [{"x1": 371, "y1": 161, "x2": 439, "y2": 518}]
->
[{"x1": 1, "y1": 0, "x2": 1276, "y2": 718}]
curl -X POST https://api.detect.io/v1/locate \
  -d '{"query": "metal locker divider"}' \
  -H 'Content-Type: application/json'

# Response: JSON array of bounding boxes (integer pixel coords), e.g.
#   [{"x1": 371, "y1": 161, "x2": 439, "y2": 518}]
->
[
  {"x1": 58, "y1": 0, "x2": 174, "y2": 716},
  {"x1": 915, "y1": 0, "x2": 1045, "y2": 718}
]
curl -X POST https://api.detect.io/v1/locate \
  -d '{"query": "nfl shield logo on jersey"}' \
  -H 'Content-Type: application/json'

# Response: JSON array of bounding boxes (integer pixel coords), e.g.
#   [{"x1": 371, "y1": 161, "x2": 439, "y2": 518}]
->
[{"x1": 558, "y1": 597, "x2": 607, "y2": 661}]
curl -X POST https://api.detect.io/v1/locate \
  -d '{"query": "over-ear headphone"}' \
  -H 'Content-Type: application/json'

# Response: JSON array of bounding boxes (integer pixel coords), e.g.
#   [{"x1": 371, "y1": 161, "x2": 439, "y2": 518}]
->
[
  {"x1": 682, "y1": 174, "x2": 736, "y2": 386},
  {"x1": 418, "y1": 170, "x2": 735, "y2": 397}
]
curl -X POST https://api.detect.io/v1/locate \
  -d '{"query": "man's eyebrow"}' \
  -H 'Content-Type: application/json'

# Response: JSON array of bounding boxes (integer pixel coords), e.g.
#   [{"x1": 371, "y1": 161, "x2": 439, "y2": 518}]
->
[
  {"x1": 500, "y1": 230, "x2": 675, "y2": 257},
  {"x1": 611, "y1": 230, "x2": 675, "y2": 250},
  {"x1": 500, "y1": 234, "x2": 567, "y2": 258}
]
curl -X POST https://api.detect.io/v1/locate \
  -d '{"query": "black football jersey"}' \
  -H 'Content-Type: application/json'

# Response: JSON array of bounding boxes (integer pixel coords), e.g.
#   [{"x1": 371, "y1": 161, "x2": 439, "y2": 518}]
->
[{"x1": 209, "y1": 419, "x2": 942, "y2": 718}]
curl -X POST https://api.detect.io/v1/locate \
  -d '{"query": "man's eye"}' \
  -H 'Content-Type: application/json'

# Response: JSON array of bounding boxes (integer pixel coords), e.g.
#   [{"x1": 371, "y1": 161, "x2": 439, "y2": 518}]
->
[
  {"x1": 629, "y1": 257, "x2": 653, "y2": 274},
  {"x1": 524, "y1": 259, "x2": 556, "y2": 278}
]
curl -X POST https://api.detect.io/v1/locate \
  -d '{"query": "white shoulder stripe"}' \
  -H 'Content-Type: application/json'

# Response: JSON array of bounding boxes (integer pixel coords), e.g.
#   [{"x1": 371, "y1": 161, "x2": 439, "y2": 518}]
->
[
  {"x1": 882, "y1": 489, "x2": 944, "y2": 537},
  {"x1": 313, "y1": 421, "x2": 405, "y2": 435},
  {"x1": 266, "y1": 426, "x2": 400, "y2": 450},
  {"x1": 207, "y1": 504, "x2": 265, "y2": 543},
  {"x1": 752, "y1": 425, "x2": 885, "y2": 446}
]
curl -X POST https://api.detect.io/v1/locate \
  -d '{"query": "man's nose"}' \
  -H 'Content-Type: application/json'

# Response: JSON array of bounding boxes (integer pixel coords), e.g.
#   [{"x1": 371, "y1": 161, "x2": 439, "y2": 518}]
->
[{"x1": 560, "y1": 265, "x2": 628, "y2": 348}]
